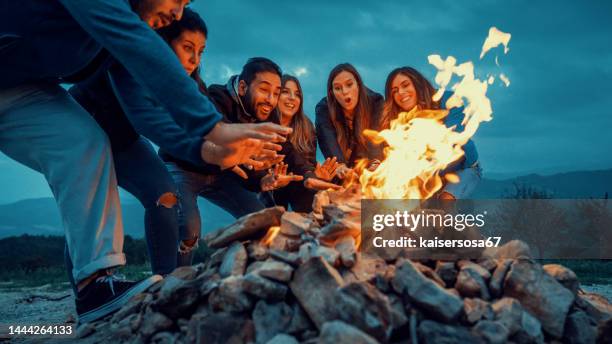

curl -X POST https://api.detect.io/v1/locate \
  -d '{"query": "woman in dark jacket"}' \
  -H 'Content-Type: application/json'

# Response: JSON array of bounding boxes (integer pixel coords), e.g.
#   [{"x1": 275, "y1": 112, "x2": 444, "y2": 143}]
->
[
  {"x1": 269, "y1": 74, "x2": 340, "y2": 212},
  {"x1": 315, "y1": 63, "x2": 384, "y2": 178}
]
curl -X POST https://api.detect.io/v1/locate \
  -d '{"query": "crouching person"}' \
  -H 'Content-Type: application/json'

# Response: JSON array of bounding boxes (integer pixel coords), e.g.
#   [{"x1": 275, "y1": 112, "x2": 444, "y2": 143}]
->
[{"x1": 160, "y1": 57, "x2": 302, "y2": 266}]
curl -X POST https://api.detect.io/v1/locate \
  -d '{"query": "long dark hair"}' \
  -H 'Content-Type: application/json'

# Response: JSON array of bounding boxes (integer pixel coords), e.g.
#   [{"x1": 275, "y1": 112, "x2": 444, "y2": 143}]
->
[
  {"x1": 382, "y1": 66, "x2": 440, "y2": 129},
  {"x1": 275, "y1": 75, "x2": 315, "y2": 156},
  {"x1": 326, "y1": 63, "x2": 371, "y2": 161},
  {"x1": 157, "y1": 8, "x2": 208, "y2": 94}
]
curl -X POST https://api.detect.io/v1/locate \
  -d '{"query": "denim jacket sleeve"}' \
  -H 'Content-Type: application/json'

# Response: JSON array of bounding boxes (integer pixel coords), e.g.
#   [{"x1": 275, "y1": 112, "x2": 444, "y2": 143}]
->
[
  {"x1": 58, "y1": 0, "x2": 222, "y2": 136},
  {"x1": 441, "y1": 92, "x2": 479, "y2": 169},
  {"x1": 109, "y1": 64, "x2": 211, "y2": 168},
  {"x1": 315, "y1": 98, "x2": 348, "y2": 165}
]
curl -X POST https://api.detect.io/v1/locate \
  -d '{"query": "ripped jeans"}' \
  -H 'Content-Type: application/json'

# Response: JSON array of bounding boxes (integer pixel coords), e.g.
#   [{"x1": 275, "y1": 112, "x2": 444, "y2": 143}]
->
[
  {"x1": 65, "y1": 136, "x2": 180, "y2": 290},
  {"x1": 165, "y1": 162, "x2": 265, "y2": 266}
]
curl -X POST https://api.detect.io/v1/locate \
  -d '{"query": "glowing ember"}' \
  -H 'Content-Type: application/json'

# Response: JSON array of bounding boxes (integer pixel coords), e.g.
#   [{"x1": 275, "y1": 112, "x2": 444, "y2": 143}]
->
[
  {"x1": 358, "y1": 27, "x2": 511, "y2": 200},
  {"x1": 261, "y1": 226, "x2": 281, "y2": 246}
]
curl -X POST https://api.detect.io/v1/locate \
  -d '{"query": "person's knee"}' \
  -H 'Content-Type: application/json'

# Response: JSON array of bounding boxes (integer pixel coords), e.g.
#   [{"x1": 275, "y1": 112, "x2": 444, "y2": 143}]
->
[
  {"x1": 178, "y1": 237, "x2": 199, "y2": 254},
  {"x1": 156, "y1": 191, "x2": 178, "y2": 209}
]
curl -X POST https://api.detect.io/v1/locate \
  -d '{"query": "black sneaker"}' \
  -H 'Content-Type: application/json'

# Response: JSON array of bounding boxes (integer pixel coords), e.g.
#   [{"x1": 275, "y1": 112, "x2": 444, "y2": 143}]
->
[{"x1": 76, "y1": 271, "x2": 162, "y2": 324}]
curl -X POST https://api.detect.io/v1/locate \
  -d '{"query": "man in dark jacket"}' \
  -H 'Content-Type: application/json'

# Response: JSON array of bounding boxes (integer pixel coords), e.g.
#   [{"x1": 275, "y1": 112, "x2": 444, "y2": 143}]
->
[
  {"x1": 0, "y1": 0, "x2": 289, "y2": 323},
  {"x1": 161, "y1": 57, "x2": 302, "y2": 266}
]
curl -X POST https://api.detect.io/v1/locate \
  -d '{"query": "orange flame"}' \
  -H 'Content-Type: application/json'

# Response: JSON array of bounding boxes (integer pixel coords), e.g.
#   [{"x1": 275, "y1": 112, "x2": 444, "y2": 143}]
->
[
  {"x1": 358, "y1": 27, "x2": 510, "y2": 200},
  {"x1": 261, "y1": 226, "x2": 281, "y2": 247}
]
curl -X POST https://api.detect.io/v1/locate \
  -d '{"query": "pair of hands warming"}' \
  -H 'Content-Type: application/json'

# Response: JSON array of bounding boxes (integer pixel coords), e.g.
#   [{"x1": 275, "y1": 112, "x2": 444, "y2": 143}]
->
[
  {"x1": 201, "y1": 121, "x2": 291, "y2": 175},
  {"x1": 261, "y1": 157, "x2": 345, "y2": 192}
]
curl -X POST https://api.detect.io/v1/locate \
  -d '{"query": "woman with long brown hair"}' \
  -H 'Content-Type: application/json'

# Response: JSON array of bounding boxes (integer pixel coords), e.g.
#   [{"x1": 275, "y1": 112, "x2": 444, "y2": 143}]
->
[
  {"x1": 382, "y1": 66, "x2": 481, "y2": 199},
  {"x1": 269, "y1": 74, "x2": 340, "y2": 211},
  {"x1": 315, "y1": 63, "x2": 384, "y2": 178}
]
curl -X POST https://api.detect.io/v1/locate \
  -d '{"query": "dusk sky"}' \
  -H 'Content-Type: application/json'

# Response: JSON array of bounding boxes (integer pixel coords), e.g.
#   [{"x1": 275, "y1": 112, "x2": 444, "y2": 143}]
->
[{"x1": 1, "y1": 0, "x2": 611, "y2": 204}]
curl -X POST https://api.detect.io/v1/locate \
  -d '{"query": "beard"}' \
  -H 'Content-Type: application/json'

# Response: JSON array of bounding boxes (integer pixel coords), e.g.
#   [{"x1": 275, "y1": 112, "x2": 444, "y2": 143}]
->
[{"x1": 240, "y1": 88, "x2": 273, "y2": 121}]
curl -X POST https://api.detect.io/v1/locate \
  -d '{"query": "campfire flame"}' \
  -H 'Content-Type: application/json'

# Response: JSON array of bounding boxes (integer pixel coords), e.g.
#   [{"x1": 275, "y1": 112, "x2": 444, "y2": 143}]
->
[
  {"x1": 358, "y1": 27, "x2": 511, "y2": 200},
  {"x1": 261, "y1": 226, "x2": 281, "y2": 247}
]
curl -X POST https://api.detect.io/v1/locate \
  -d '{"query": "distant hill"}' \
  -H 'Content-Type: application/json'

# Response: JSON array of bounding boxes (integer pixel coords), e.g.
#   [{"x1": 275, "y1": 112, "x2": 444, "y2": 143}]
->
[
  {"x1": 1, "y1": 168, "x2": 610, "y2": 238},
  {"x1": 0, "y1": 198, "x2": 235, "y2": 239},
  {"x1": 474, "y1": 168, "x2": 612, "y2": 198}
]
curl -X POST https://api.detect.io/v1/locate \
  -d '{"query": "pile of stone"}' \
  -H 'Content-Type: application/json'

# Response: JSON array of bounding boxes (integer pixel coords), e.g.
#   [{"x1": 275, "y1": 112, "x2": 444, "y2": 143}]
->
[{"x1": 79, "y1": 186, "x2": 612, "y2": 344}]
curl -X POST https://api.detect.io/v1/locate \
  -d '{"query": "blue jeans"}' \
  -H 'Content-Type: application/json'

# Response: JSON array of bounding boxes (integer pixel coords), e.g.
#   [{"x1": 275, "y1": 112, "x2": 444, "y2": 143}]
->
[
  {"x1": 442, "y1": 163, "x2": 482, "y2": 199},
  {"x1": 1, "y1": 83, "x2": 125, "y2": 284},
  {"x1": 65, "y1": 136, "x2": 180, "y2": 292},
  {"x1": 165, "y1": 162, "x2": 265, "y2": 266}
]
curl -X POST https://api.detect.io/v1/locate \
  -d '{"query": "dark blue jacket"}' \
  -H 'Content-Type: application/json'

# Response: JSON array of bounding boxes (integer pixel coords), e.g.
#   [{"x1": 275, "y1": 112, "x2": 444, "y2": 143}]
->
[
  {"x1": 0, "y1": 0, "x2": 222, "y2": 164},
  {"x1": 315, "y1": 89, "x2": 384, "y2": 167}
]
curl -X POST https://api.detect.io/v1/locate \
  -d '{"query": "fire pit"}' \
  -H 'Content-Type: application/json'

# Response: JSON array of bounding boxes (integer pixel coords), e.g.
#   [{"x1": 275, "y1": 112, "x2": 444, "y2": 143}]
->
[{"x1": 76, "y1": 185, "x2": 612, "y2": 344}]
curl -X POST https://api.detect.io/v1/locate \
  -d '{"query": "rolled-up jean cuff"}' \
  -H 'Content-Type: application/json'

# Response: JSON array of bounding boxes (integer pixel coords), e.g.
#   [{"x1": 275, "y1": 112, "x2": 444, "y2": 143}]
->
[{"x1": 73, "y1": 253, "x2": 127, "y2": 284}]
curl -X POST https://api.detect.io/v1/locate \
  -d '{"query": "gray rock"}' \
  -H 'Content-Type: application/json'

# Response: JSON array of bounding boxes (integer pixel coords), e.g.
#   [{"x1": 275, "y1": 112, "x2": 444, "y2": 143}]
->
[
  {"x1": 318, "y1": 320, "x2": 379, "y2": 344},
  {"x1": 350, "y1": 253, "x2": 387, "y2": 283},
  {"x1": 286, "y1": 301, "x2": 314, "y2": 335},
  {"x1": 491, "y1": 297, "x2": 523, "y2": 334},
  {"x1": 418, "y1": 320, "x2": 483, "y2": 344},
  {"x1": 471, "y1": 320, "x2": 510, "y2": 344},
  {"x1": 150, "y1": 332, "x2": 177, "y2": 344},
  {"x1": 208, "y1": 276, "x2": 252, "y2": 313},
  {"x1": 335, "y1": 236, "x2": 357, "y2": 268},
  {"x1": 435, "y1": 261, "x2": 458, "y2": 287},
  {"x1": 503, "y1": 258, "x2": 575, "y2": 338},
  {"x1": 266, "y1": 334, "x2": 299, "y2": 344},
  {"x1": 542, "y1": 264, "x2": 579, "y2": 295},
  {"x1": 247, "y1": 258, "x2": 294, "y2": 282},
  {"x1": 269, "y1": 249, "x2": 300, "y2": 266},
  {"x1": 253, "y1": 301, "x2": 293, "y2": 344},
  {"x1": 290, "y1": 257, "x2": 344, "y2": 329},
  {"x1": 414, "y1": 261, "x2": 446, "y2": 287},
  {"x1": 514, "y1": 310, "x2": 544, "y2": 344},
  {"x1": 248, "y1": 241, "x2": 270, "y2": 261},
  {"x1": 564, "y1": 311, "x2": 597, "y2": 344},
  {"x1": 110, "y1": 292, "x2": 151, "y2": 324},
  {"x1": 242, "y1": 273, "x2": 288, "y2": 301},
  {"x1": 575, "y1": 292, "x2": 612, "y2": 323},
  {"x1": 482, "y1": 239, "x2": 532, "y2": 259},
  {"x1": 169, "y1": 265, "x2": 199, "y2": 280},
  {"x1": 139, "y1": 310, "x2": 173, "y2": 339},
  {"x1": 312, "y1": 190, "x2": 330, "y2": 214},
  {"x1": 189, "y1": 312, "x2": 255, "y2": 344},
  {"x1": 205, "y1": 206, "x2": 285, "y2": 248},
  {"x1": 455, "y1": 265, "x2": 491, "y2": 300},
  {"x1": 153, "y1": 277, "x2": 201, "y2": 319},
  {"x1": 392, "y1": 259, "x2": 463, "y2": 323},
  {"x1": 219, "y1": 241, "x2": 248, "y2": 277},
  {"x1": 388, "y1": 293, "x2": 409, "y2": 330},
  {"x1": 464, "y1": 298, "x2": 494, "y2": 324},
  {"x1": 314, "y1": 245, "x2": 341, "y2": 267},
  {"x1": 457, "y1": 260, "x2": 492, "y2": 281},
  {"x1": 336, "y1": 281, "x2": 393, "y2": 342},
  {"x1": 489, "y1": 259, "x2": 512, "y2": 298},
  {"x1": 280, "y1": 212, "x2": 314, "y2": 236}
]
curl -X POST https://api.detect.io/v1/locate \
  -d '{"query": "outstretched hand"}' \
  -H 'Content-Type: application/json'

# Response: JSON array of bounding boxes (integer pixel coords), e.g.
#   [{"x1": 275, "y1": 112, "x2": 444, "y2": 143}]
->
[
  {"x1": 201, "y1": 122, "x2": 291, "y2": 169},
  {"x1": 314, "y1": 157, "x2": 340, "y2": 181},
  {"x1": 304, "y1": 177, "x2": 342, "y2": 191},
  {"x1": 260, "y1": 162, "x2": 304, "y2": 192}
]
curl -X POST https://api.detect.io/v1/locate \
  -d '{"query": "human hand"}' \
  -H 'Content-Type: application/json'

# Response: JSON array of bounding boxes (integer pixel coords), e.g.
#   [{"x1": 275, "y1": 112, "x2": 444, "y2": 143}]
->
[
  {"x1": 260, "y1": 163, "x2": 304, "y2": 191},
  {"x1": 304, "y1": 178, "x2": 342, "y2": 191},
  {"x1": 202, "y1": 122, "x2": 291, "y2": 169},
  {"x1": 314, "y1": 157, "x2": 340, "y2": 181}
]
